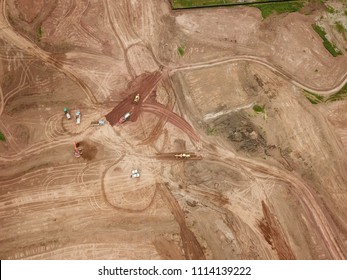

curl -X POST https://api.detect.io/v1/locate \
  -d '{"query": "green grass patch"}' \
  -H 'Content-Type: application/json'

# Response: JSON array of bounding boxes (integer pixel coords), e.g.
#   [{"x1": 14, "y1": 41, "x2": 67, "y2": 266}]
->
[
  {"x1": 335, "y1": 21, "x2": 346, "y2": 34},
  {"x1": 325, "y1": 83, "x2": 347, "y2": 102},
  {"x1": 37, "y1": 26, "x2": 43, "y2": 42},
  {"x1": 177, "y1": 46, "x2": 185, "y2": 56},
  {"x1": 303, "y1": 85, "x2": 347, "y2": 104},
  {"x1": 253, "y1": 104, "x2": 265, "y2": 113},
  {"x1": 252, "y1": 1, "x2": 304, "y2": 19},
  {"x1": 207, "y1": 126, "x2": 218, "y2": 136},
  {"x1": 172, "y1": 0, "x2": 298, "y2": 9},
  {"x1": 171, "y1": 0, "x2": 305, "y2": 19},
  {"x1": 0, "y1": 131, "x2": 5, "y2": 141},
  {"x1": 312, "y1": 24, "x2": 342, "y2": 57},
  {"x1": 303, "y1": 91, "x2": 324, "y2": 104},
  {"x1": 325, "y1": 5, "x2": 335, "y2": 14}
]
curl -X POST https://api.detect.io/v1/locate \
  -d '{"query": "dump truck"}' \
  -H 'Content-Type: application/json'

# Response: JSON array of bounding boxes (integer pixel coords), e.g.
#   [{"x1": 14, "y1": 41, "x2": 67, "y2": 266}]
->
[
  {"x1": 76, "y1": 111, "x2": 81, "y2": 124},
  {"x1": 64, "y1": 108, "x2": 71, "y2": 120},
  {"x1": 119, "y1": 112, "x2": 131, "y2": 124}
]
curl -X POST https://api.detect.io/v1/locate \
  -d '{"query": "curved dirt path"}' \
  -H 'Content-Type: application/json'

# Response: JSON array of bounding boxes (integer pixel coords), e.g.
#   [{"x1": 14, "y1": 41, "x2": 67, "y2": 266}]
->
[{"x1": 169, "y1": 55, "x2": 347, "y2": 96}]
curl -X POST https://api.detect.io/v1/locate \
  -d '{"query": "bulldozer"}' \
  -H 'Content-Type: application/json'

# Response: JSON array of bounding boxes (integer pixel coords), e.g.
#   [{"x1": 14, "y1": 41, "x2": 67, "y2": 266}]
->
[{"x1": 133, "y1": 94, "x2": 140, "y2": 103}]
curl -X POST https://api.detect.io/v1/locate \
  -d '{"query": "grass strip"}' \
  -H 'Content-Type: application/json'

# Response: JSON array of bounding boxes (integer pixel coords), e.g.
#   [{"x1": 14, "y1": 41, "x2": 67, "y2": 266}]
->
[
  {"x1": 172, "y1": 0, "x2": 296, "y2": 9},
  {"x1": 312, "y1": 24, "x2": 342, "y2": 57},
  {"x1": 0, "y1": 131, "x2": 5, "y2": 141}
]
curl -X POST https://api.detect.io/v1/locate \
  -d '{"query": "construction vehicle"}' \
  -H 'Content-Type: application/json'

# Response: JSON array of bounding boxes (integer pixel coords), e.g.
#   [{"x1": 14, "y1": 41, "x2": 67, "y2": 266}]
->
[
  {"x1": 175, "y1": 153, "x2": 191, "y2": 159},
  {"x1": 76, "y1": 111, "x2": 81, "y2": 124},
  {"x1": 64, "y1": 108, "x2": 71, "y2": 120},
  {"x1": 119, "y1": 112, "x2": 131, "y2": 124},
  {"x1": 73, "y1": 142, "x2": 82, "y2": 158},
  {"x1": 133, "y1": 94, "x2": 140, "y2": 103},
  {"x1": 90, "y1": 120, "x2": 105, "y2": 126},
  {"x1": 130, "y1": 169, "x2": 141, "y2": 178}
]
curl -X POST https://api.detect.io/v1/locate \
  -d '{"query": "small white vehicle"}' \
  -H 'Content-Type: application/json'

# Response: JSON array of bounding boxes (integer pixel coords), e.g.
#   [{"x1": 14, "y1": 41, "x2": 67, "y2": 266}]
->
[
  {"x1": 130, "y1": 169, "x2": 141, "y2": 178},
  {"x1": 76, "y1": 111, "x2": 81, "y2": 124}
]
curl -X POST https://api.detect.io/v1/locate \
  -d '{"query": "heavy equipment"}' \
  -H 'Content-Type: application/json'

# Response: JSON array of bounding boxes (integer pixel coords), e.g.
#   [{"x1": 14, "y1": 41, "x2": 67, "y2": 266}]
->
[
  {"x1": 64, "y1": 108, "x2": 71, "y2": 120},
  {"x1": 90, "y1": 120, "x2": 105, "y2": 126},
  {"x1": 174, "y1": 153, "x2": 191, "y2": 159},
  {"x1": 76, "y1": 111, "x2": 81, "y2": 124},
  {"x1": 133, "y1": 94, "x2": 140, "y2": 103},
  {"x1": 119, "y1": 112, "x2": 131, "y2": 124},
  {"x1": 130, "y1": 169, "x2": 141, "y2": 178},
  {"x1": 73, "y1": 142, "x2": 82, "y2": 158}
]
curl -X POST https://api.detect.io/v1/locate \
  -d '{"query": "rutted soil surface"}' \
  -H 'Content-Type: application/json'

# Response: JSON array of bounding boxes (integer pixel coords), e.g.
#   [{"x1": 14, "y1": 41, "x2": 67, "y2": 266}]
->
[{"x1": 0, "y1": 0, "x2": 346, "y2": 260}]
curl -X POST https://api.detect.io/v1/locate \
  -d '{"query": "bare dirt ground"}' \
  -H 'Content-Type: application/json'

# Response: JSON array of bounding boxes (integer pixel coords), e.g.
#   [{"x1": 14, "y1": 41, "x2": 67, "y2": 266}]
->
[{"x1": 0, "y1": 0, "x2": 347, "y2": 259}]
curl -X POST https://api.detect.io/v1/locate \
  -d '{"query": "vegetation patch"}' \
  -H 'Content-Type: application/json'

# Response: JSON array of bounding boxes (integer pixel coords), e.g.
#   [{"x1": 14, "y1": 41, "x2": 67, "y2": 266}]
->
[
  {"x1": 253, "y1": 104, "x2": 265, "y2": 113},
  {"x1": 37, "y1": 26, "x2": 43, "y2": 43},
  {"x1": 177, "y1": 45, "x2": 185, "y2": 57},
  {"x1": 325, "y1": 84, "x2": 347, "y2": 103},
  {"x1": 303, "y1": 91, "x2": 324, "y2": 104},
  {"x1": 303, "y1": 85, "x2": 347, "y2": 104},
  {"x1": 172, "y1": 0, "x2": 296, "y2": 9},
  {"x1": 325, "y1": 5, "x2": 335, "y2": 14},
  {"x1": 252, "y1": 1, "x2": 304, "y2": 19},
  {"x1": 335, "y1": 21, "x2": 346, "y2": 35},
  {"x1": 312, "y1": 24, "x2": 342, "y2": 57},
  {"x1": 0, "y1": 131, "x2": 5, "y2": 141},
  {"x1": 207, "y1": 126, "x2": 218, "y2": 136}
]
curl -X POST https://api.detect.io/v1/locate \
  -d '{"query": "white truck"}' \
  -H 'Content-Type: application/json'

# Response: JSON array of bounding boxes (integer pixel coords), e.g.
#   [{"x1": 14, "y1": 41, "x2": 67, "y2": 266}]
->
[
  {"x1": 119, "y1": 112, "x2": 131, "y2": 124},
  {"x1": 76, "y1": 111, "x2": 81, "y2": 124},
  {"x1": 130, "y1": 169, "x2": 141, "y2": 178}
]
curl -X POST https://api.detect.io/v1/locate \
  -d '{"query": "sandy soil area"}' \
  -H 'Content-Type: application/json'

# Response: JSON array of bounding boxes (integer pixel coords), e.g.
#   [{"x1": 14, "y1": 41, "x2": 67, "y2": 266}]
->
[{"x1": 0, "y1": 0, "x2": 346, "y2": 259}]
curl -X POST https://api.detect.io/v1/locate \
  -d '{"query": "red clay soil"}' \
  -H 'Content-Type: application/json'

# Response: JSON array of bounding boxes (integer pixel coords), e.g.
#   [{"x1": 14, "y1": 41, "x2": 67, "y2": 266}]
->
[
  {"x1": 258, "y1": 201, "x2": 296, "y2": 260},
  {"x1": 105, "y1": 70, "x2": 199, "y2": 142},
  {"x1": 105, "y1": 71, "x2": 163, "y2": 125},
  {"x1": 158, "y1": 183, "x2": 205, "y2": 260}
]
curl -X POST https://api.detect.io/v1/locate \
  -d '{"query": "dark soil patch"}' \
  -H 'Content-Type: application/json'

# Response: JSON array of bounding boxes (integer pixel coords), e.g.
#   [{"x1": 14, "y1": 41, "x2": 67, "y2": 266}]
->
[
  {"x1": 212, "y1": 112, "x2": 266, "y2": 153},
  {"x1": 78, "y1": 140, "x2": 98, "y2": 161}
]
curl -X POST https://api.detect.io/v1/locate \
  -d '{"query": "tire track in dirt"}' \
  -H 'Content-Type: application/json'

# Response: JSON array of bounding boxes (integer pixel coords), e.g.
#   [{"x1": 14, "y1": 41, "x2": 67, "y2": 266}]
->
[
  {"x1": 103, "y1": 0, "x2": 136, "y2": 78},
  {"x1": 140, "y1": 76, "x2": 175, "y2": 145},
  {"x1": 157, "y1": 182, "x2": 205, "y2": 260},
  {"x1": 142, "y1": 103, "x2": 199, "y2": 142},
  {"x1": 204, "y1": 147, "x2": 346, "y2": 259},
  {"x1": 99, "y1": 155, "x2": 158, "y2": 213},
  {"x1": 0, "y1": 0, "x2": 97, "y2": 104}
]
